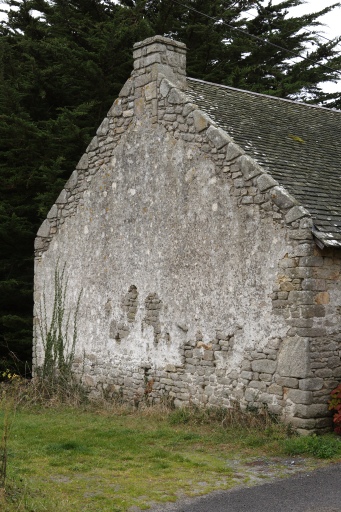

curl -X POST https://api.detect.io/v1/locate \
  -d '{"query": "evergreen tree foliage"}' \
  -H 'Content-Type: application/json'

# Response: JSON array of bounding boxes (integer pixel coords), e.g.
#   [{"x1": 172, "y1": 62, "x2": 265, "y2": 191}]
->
[
  {"x1": 0, "y1": 0, "x2": 340, "y2": 376},
  {"x1": 124, "y1": 0, "x2": 341, "y2": 103},
  {"x1": 0, "y1": 0, "x2": 141, "y2": 375}
]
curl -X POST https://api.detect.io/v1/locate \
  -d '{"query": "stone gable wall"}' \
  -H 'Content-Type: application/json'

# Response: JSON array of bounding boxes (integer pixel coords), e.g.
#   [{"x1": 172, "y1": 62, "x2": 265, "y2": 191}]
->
[{"x1": 34, "y1": 36, "x2": 341, "y2": 433}]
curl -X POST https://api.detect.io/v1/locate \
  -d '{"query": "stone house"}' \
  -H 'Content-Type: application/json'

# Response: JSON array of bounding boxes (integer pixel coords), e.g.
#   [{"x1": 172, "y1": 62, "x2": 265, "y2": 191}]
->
[{"x1": 34, "y1": 36, "x2": 341, "y2": 433}]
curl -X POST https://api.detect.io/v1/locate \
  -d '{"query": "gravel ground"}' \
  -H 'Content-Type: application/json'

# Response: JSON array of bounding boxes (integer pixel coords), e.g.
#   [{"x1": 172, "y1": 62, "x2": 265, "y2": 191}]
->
[{"x1": 142, "y1": 458, "x2": 341, "y2": 512}]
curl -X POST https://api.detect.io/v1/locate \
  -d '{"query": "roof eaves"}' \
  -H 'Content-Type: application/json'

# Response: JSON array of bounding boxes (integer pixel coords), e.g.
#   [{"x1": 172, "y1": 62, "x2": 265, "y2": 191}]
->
[{"x1": 312, "y1": 227, "x2": 341, "y2": 249}]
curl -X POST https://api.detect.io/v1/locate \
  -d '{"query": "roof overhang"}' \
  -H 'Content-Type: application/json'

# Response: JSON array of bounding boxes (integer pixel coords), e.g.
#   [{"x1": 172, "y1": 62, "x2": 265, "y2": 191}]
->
[{"x1": 312, "y1": 226, "x2": 341, "y2": 250}]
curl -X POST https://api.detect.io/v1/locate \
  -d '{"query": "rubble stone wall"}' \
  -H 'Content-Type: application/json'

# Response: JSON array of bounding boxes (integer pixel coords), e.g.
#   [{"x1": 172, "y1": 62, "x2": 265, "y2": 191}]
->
[{"x1": 34, "y1": 36, "x2": 341, "y2": 432}]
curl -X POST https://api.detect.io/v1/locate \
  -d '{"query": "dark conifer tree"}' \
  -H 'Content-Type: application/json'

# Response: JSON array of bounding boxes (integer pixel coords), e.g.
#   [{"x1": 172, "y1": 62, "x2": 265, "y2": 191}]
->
[{"x1": 0, "y1": 0, "x2": 137, "y2": 374}]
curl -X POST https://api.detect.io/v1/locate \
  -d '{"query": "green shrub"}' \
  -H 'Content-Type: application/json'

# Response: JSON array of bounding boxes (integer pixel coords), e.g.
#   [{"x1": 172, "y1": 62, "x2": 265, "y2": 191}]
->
[
  {"x1": 38, "y1": 265, "x2": 82, "y2": 381},
  {"x1": 282, "y1": 433, "x2": 341, "y2": 459}
]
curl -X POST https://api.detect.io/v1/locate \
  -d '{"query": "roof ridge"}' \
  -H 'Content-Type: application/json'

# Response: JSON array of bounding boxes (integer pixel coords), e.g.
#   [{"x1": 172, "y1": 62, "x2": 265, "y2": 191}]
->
[{"x1": 187, "y1": 77, "x2": 341, "y2": 114}]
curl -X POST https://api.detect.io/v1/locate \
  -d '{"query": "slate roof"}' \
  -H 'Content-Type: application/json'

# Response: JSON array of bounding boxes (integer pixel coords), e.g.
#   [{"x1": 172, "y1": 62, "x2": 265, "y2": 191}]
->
[{"x1": 186, "y1": 77, "x2": 341, "y2": 249}]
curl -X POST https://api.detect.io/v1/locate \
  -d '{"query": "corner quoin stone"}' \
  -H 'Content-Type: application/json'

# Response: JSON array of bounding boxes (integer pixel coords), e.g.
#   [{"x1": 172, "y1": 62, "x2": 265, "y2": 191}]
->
[{"x1": 277, "y1": 338, "x2": 310, "y2": 378}]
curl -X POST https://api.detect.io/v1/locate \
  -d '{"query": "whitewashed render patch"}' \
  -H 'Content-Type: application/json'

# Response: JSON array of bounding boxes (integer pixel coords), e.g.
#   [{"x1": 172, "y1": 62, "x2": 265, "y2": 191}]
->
[{"x1": 34, "y1": 36, "x2": 341, "y2": 433}]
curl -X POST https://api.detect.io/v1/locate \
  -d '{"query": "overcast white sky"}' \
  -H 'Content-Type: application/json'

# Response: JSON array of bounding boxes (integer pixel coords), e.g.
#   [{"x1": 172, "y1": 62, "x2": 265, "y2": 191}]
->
[
  {"x1": 269, "y1": 0, "x2": 339, "y2": 34},
  {"x1": 284, "y1": 0, "x2": 341, "y2": 39}
]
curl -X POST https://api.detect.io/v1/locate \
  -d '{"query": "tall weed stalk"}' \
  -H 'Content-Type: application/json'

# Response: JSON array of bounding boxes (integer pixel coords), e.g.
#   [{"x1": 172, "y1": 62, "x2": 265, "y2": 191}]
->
[
  {"x1": 0, "y1": 392, "x2": 14, "y2": 502},
  {"x1": 0, "y1": 414, "x2": 8, "y2": 498},
  {"x1": 37, "y1": 265, "x2": 83, "y2": 400}
]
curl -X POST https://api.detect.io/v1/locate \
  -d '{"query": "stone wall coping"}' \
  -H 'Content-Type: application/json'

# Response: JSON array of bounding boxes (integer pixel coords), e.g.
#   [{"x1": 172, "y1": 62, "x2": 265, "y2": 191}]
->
[
  {"x1": 133, "y1": 35, "x2": 187, "y2": 51},
  {"x1": 158, "y1": 76, "x2": 312, "y2": 228}
]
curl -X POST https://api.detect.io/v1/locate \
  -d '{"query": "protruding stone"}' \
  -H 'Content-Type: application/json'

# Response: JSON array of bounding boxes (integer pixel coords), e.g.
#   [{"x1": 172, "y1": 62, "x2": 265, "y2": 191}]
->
[
  {"x1": 34, "y1": 237, "x2": 46, "y2": 250},
  {"x1": 123, "y1": 109, "x2": 134, "y2": 118},
  {"x1": 55, "y1": 189, "x2": 68, "y2": 204},
  {"x1": 206, "y1": 125, "x2": 232, "y2": 149},
  {"x1": 37, "y1": 219, "x2": 51, "y2": 238},
  {"x1": 96, "y1": 118, "x2": 109, "y2": 136},
  {"x1": 168, "y1": 87, "x2": 188, "y2": 104},
  {"x1": 300, "y1": 217, "x2": 314, "y2": 229},
  {"x1": 239, "y1": 155, "x2": 262, "y2": 180},
  {"x1": 285, "y1": 205, "x2": 310, "y2": 224},
  {"x1": 47, "y1": 204, "x2": 58, "y2": 219},
  {"x1": 86, "y1": 136, "x2": 98, "y2": 153},
  {"x1": 119, "y1": 79, "x2": 133, "y2": 98},
  {"x1": 192, "y1": 110, "x2": 211, "y2": 132},
  {"x1": 225, "y1": 142, "x2": 244, "y2": 161},
  {"x1": 257, "y1": 173, "x2": 278, "y2": 192},
  {"x1": 271, "y1": 186, "x2": 297, "y2": 210},
  {"x1": 108, "y1": 98, "x2": 123, "y2": 117},
  {"x1": 65, "y1": 170, "x2": 78, "y2": 190},
  {"x1": 290, "y1": 417, "x2": 319, "y2": 429},
  {"x1": 183, "y1": 103, "x2": 196, "y2": 117},
  {"x1": 76, "y1": 153, "x2": 89, "y2": 170}
]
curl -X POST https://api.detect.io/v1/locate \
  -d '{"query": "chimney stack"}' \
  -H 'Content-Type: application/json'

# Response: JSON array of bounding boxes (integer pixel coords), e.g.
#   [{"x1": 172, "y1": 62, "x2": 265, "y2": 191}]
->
[{"x1": 133, "y1": 36, "x2": 187, "y2": 88}]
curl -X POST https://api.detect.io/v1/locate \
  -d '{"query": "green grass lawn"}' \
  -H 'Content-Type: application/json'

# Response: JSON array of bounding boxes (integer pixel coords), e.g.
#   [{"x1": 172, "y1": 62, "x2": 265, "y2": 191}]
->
[{"x1": 1, "y1": 403, "x2": 341, "y2": 512}]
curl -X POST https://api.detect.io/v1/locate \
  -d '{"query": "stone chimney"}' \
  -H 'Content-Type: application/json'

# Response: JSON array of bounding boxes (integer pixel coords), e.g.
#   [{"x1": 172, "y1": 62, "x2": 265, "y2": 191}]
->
[{"x1": 133, "y1": 35, "x2": 187, "y2": 88}]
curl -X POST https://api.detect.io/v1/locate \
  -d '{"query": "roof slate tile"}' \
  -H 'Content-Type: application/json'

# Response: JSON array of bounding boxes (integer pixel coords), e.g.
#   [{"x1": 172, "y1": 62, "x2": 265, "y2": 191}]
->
[{"x1": 187, "y1": 78, "x2": 341, "y2": 248}]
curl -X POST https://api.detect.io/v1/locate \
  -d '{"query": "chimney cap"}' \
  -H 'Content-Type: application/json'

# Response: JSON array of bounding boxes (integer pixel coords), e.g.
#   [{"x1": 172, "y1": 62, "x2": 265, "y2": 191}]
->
[{"x1": 133, "y1": 35, "x2": 187, "y2": 51}]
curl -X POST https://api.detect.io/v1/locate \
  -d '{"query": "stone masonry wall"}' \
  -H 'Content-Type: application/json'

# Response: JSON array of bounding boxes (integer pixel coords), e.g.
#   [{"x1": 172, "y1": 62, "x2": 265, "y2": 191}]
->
[
  {"x1": 34, "y1": 36, "x2": 341, "y2": 433},
  {"x1": 303, "y1": 248, "x2": 341, "y2": 427}
]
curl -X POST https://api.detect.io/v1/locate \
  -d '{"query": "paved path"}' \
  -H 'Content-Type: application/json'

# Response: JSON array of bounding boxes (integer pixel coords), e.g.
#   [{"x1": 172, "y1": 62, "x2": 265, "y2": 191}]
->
[{"x1": 150, "y1": 463, "x2": 341, "y2": 512}]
